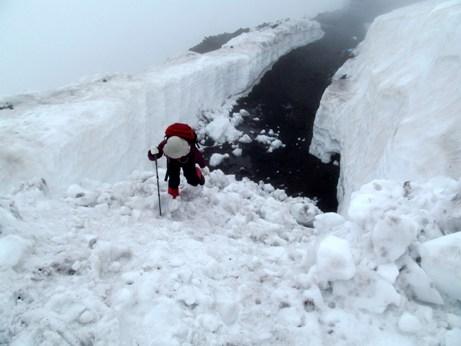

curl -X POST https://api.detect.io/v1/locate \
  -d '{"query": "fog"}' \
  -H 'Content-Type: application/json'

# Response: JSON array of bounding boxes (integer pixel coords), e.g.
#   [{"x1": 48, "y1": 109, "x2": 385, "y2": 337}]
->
[{"x1": 0, "y1": 0, "x2": 348, "y2": 97}]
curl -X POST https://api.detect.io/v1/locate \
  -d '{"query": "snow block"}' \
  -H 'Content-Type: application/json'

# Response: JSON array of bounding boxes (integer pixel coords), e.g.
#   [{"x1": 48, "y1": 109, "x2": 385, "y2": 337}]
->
[
  {"x1": 310, "y1": 1, "x2": 461, "y2": 211},
  {"x1": 398, "y1": 312, "x2": 422, "y2": 334},
  {"x1": 313, "y1": 212, "x2": 346, "y2": 234},
  {"x1": 398, "y1": 256, "x2": 444, "y2": 305},
  {"x1": 0, "y1": 235, "x2": 31, "y2": 270},
  {"x1": 316, "y1": 235, "x2": 356, "y2": 282},
  {"x1": 420, "y1": 232, "x2": 461, "y2": 301},
  {"x1": 371, "y1": 213, "x2": 417, "y2": 262}
]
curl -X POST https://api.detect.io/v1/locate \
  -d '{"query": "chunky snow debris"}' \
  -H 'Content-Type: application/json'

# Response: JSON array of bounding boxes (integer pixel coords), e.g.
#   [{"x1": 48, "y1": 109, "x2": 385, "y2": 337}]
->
[
  {"x1": 1, "y1": 1, "x2": 461, "y2": 343},
  {"x1": 0, "y1": 18, "x2": 323, "y2": 193},
  {"x1": 310, "y1": 0, "x2": 461, "y2": 211},
  {"x1": 0, "y1": 169, "x2": 327, "y2": 345},
  {"x1": 1, "y1": 171, "x2": 460, "y2": 344}
]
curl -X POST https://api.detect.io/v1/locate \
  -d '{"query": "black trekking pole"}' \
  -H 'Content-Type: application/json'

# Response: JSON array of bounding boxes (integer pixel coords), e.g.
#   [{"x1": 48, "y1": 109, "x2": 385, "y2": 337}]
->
[{"x1": 154, "y1": 159, "x2": 162, "y2": 216}]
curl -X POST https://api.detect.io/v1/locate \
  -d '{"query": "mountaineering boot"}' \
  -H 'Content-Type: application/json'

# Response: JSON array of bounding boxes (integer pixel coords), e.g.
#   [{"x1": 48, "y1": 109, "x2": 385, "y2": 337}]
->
[
  {"x1": 196, "y1": 167, "x2": 205, "y2": 185},
  {"x1": 168, "y1": 187, "x2": 179, "y2": 199}
]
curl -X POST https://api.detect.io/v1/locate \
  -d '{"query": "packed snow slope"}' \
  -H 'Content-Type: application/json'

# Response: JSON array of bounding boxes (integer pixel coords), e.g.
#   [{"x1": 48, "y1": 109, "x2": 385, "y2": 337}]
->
[
  {"x1": 0, "y1": 18, "x2": 322, "y2": 194},
  {"x1": 310, "y1": 0, "x2": 461, "y2": 211}
]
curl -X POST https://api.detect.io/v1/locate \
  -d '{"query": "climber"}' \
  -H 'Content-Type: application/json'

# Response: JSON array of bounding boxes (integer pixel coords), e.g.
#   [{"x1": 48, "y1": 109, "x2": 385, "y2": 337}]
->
[{"x1": 148, "y1": 123, "x2": 208, "y2": 199}]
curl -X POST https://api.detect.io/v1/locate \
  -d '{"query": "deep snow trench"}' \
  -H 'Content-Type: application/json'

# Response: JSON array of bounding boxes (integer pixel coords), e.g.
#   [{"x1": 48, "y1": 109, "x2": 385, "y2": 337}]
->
[
  {"x1": 202, "y1": 0, "x2": 421, "y2": 212},
  {"x1": 1, "y1": 1, "x2": 461, "y2": 345}
]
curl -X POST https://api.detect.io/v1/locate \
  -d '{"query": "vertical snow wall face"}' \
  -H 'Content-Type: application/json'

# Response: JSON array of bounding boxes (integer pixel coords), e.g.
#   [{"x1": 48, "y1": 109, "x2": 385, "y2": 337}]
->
[
  {"x1": 310, "y1": 0, "x2": 461, "y2": 212},
  {"x1": 0, "y1": 19, "x2": 322, "y2": 193}
]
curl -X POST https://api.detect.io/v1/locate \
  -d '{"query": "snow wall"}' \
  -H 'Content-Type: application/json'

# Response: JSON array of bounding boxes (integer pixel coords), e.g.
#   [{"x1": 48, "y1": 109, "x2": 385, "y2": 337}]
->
[
  {"x1": 310, "y1": 0, "x2": 461, "y2": 212},
  {"x1": 0, "y1": 19, "x2": 322, "y2": 193}
]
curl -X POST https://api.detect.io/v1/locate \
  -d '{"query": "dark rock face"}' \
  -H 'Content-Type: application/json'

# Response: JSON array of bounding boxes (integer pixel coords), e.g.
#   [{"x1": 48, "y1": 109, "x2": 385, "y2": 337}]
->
[{"x1": 190, "y1": 28, "x2": 250, "y2": 54}]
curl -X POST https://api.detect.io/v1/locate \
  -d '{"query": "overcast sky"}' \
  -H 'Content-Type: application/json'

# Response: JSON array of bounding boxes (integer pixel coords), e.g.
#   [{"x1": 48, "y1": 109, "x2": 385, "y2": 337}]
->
[{"x1": 0, "y1": 0, "x2": 348, "y2": 97}]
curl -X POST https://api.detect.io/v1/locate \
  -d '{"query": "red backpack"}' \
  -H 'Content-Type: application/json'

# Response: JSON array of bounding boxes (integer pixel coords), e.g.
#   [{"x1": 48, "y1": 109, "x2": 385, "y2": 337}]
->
[{"x1": 165, "y1": 123, "x2": 198, "y2": 144}]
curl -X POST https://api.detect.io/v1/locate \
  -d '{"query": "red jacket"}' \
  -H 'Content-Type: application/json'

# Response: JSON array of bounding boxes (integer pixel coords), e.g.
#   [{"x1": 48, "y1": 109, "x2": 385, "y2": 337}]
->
[{"x1": 147, "y1": 139, "x2": 207, "y2": 168}]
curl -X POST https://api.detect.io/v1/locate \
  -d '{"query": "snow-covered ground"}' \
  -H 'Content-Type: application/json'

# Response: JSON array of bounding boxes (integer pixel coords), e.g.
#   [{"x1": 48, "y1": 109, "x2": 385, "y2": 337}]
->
[
  {"x1": 1, "y1": 170, "x2": 460, "y2": 345},
  {"x1": 310, "y1": 0, "x2": 461, "y2": 211},
  {"x1": 1, "y1": 1, "x2": 461, "y2": 345},
  {"x1": 0, "y1": 18, "x2": 322, "y2": 194}
]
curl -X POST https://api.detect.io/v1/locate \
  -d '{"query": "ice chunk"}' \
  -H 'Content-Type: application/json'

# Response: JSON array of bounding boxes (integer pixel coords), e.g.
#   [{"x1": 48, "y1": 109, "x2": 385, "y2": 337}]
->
[
  {"x1": 238, "y1": 134, "x2": 252, "y2": 144},
  {"x1": 398, "y1": 256, "x2": 443, "y2": 305},
  {"x1": 314, "y1": 213, "x2": 346, "y2": 234},
  {"x1": 232, "y1": 148, "x2": 242, "y2": 157},
  {"x1": 239, "y1": 109, "x2": 250, "y2": 117},
  {"x1": 268, "y1": 139, "x2": 284, "y2": 152},
  {"x1": 143, "y1": 297, "x2": 184, "y2": 344},
  {"x1": 316, "y1": 236, "x2": 356, "y2": 282},
  {"x1": 0, "y1": 235, "x2": 32, "y2": 270},
  {"x1": 371, "y1": 213, "x2": 417, "y2": 262},
  {"x1": 205, "y1": 116, "x2": 242, "y2": 144},
  {"x1": 290, "y1": 202, "x2": 320, "y2": 227},
  {"x1": 351, "y1": 274, "x2": 401, "y2": 314},
  {"x1": 290, "y1": 203, "x2": 320, "y2": 227},
  {"x1": 230, "y1": 114, "x2": 244, "y2": 127},
  {"x1": 209, "y1": 153, "x2": 229, "y2": 167},
  {"x1": 255, "y1": 134, "x2": 285, "y2": 152},
  {"x1": 376, "y1": 263, "x2": 399, "y2": 284},
  {"x1": 420, "y1": 232, "x2": 461, "y2": 301},
  {"x1": 255, "y1": 134, "x2": 272, "y2": 145},
  {"x1": 78, "y1": 310, "x2": 97, "y2": 325},
  {"x1": 0, "y1": 199, "x2": 21, "y2": 234}
]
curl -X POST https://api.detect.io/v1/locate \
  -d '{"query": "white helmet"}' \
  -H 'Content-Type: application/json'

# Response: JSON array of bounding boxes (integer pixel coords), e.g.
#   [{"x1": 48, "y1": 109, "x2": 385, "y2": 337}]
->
[{"x1": 163, "y1": 136, "x2": 191, "y2": 159}]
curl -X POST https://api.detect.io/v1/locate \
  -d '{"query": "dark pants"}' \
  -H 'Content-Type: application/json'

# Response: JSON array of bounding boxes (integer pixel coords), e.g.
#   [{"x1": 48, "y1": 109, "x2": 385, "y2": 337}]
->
[{"x1": 167, "y1": 158, "x2": 201, "y2": 189}]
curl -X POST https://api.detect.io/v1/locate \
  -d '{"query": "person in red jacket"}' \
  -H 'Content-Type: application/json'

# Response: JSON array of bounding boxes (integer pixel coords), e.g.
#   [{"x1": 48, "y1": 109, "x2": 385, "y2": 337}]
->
[{"x1": 148, "y1": 125, "x2": 207, "y2": 199}]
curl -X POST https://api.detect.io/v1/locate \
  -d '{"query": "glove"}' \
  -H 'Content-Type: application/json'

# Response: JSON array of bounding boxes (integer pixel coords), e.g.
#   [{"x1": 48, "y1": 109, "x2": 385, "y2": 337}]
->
[
  {"x1": 195, "y1": 167, "x2": 205, "y2": 185},
  {"x1": 150, "y1": 146, "x2": 159, "y2": 156},
  {"x1": 202, "y1": 167, "x2": 210, "y2": 176},
  {"x1": 148, "y1": 146, "x2": 160, "y2": 161}
]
